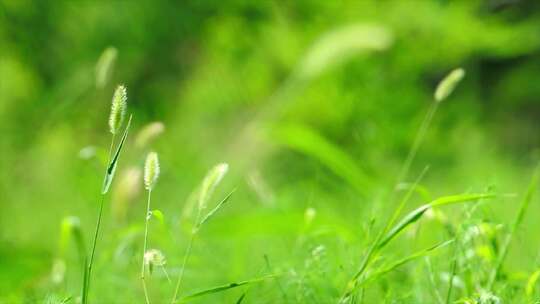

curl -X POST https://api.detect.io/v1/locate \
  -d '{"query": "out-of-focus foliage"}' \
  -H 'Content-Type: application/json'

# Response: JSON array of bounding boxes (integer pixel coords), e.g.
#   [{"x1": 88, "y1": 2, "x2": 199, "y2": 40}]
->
[{"x1": 1, "y1": 0, "x2": 540, "y2": 302}]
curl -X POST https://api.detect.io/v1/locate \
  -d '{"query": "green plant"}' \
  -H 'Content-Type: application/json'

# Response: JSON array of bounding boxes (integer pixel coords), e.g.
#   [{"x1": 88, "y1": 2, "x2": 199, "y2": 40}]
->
[
  {"x1": 171, "y1": 163, "x2": 231, "y2": 303},
  {"x1": 82, "y1": 85, "x2": 131, "y2": 304},
  {"x1": 141, "y1": 152, "x2": 160, "y2": 304}
]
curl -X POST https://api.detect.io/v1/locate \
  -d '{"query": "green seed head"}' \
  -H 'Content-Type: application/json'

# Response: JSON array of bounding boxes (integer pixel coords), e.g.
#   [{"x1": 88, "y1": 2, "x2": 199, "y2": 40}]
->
[
  {"x1": 198, "y1": 163, "x2": 229, "y2": 210},
  {"x1": 109, "y1": 85, "x2": 127, "y2": 134},
  {"x1": 434, "y1": 68, "x2": 465, "y2": 103},
  {"x1": 144, "y1": 152, "x2": 160, "y2": 190}
]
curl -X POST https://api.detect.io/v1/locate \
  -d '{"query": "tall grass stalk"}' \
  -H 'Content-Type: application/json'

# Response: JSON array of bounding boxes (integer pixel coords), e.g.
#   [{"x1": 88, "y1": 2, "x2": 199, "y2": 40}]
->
[
  {"x1": 171, "y1": 163, "x2": 230, "y2": 303},
  {"x1": 83, "y1": 85, "x2": 129, "y2": 304},
  {"x1": 396, "y1": 68, "x2": 465, "y2": 186},
  {"x1": 141, "y1": 152, "x2": 160, "y2": 304},
  {"x1": 141, "y1": 189, "x2": 153, "y2": 304},
  {"x1": 341, "y1": 68, "x2": 466, "y2": 301},
  {"x1": 487, "y1": 163, "x2": 540, "y2": 289}
]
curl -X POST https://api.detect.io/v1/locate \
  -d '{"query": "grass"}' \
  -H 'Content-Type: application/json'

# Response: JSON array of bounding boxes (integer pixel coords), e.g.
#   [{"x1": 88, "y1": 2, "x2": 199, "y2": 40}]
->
[
  {"x1": 25, "y1": 67, "x2": 532, "y2": 303},
  {"x1": 3, "y1": 32, "x2": 540, "y2": 303},
  {"x1": 83, "y1": 86, "x2": 131, "y2": 304}
]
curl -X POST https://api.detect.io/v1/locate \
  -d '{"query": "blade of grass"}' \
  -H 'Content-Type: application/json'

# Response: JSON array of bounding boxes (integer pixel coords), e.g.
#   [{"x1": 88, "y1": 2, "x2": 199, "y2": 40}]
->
[
  {"x1": 102, "y1": 115, "x2": 132, "y2": 194},
  {"x1": 171, "y1": 164, "x2": 231, "y2": 303},
  {"x1": 84, "y1": 114, "x2": 132, "y2": 303},
  {"x1": 377, "y1": 193, "x2": 494, "y2": 250},
  {"x1": 359, "y1": 240, "x2": 453, "y2": 287},
  {"x1": 196, "y1": 190, "x2": 235, "y2": 230},
  {"x1": 178, "y1": 275, "x2": 275, "y2": 302},
  {"x1": 488, "y1": 163, "x2": 540, "y2": 289}
]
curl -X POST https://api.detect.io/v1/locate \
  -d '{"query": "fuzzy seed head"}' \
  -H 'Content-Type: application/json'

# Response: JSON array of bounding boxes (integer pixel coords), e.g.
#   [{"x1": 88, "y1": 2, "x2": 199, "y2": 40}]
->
[
  {"x1": 144, "y1": 249, "x2": 166, "y2": 266},
  {"x1": 109, "y1": 85, "x2": 127, "y2": 134},
  {"x1": 434, "y1": 68, "x2": 465, "y2": 103},
  {"x1": 198, "y1": 163, "x2": 229, "y2": 210},
  {"x1": 144, "y1": 152, "x2": 160, "y2": 190}
]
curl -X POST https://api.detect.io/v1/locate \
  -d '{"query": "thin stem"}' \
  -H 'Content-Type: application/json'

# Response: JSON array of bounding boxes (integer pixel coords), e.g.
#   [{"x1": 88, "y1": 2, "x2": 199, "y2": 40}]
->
[
  {"x1": 445, "y1": 227, "x2": 461, "y2": 304},
  {"x1": 141, "y1": 189, "x2": 152, "y2": 304},
  {"x1": 161, "y1": 265, "x2": 172, "y2": 285},
  {"x1": 171, "y1": 204, "x2": 204, "y2": 303},
  {"x1": 446, "y1": 238, "x2": 459, "y2": 304},
  {"x1": 83, "y1": 134, "x2": 116, "y2": 304},
  {"x1": 396, "y1": 101, "x2": 439, "y2": 187},
  {"x1": 171, "y1": 232, "x2": 196, "y2": 303}
]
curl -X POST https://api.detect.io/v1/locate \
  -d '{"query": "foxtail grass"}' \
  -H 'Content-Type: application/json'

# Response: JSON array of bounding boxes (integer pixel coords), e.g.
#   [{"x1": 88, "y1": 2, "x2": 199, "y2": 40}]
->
[
  {"x1": 396, "y1": 68, "x2": 465, "y2": 185},
  {"x1": 141, "y1": 152, "x2": 160, "y2": 304},
  {"x1": 171, "y1": 163, "x2": 231, "y2": 303},
  {"x1": 340, "y1": 68, "x2": 473, "y2": 303},
  {"x1": 83, "y1": 85, "x2": 131, "y2": 304}
]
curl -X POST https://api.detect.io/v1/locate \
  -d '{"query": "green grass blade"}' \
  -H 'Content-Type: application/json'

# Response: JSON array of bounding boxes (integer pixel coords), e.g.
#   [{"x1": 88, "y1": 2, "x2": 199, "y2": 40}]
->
[
  {"x1": 101, "y1": 115, "x2": 132, "y2": 194},
  {"x1": 377, "y1": 193, "x2": 494, "y2": 250},
  {"x1": 235, "y1": 293, "x2": 247, "y2": 304},
  {"x1": 360, "y1": 240, "x2": 452, "y2": 287},
  {"x1": 488, "y1": 163, "x2": 540, "y2": 289},
  {"x1": 179, "y1": 275, "x2": 274, "y2": 302},
  {"x1": 197, "y1": 190, "x2": 235, "y2": 229}
]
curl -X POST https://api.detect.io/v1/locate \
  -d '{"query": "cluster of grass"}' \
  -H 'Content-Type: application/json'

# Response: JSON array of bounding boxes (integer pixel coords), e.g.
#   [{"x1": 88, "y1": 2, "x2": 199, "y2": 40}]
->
[
  {"x1": 2, "y1": 5, "x2": 540, "y2": 301},
  {"x1": 67, "y1": 84, "x2": 267, "y2": 304},
  {"x1": 34, "y1": 56, "x2": 540, "y2": 304}
]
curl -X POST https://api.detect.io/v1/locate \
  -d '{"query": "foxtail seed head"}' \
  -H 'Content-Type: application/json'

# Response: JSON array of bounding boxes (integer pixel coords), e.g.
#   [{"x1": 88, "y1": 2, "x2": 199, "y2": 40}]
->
[
  {"x1": 109, "y1": 85, "x2": 127, "y2": 134},
  {"x1": 144, "y1": 152, "x2": 160, "y2": 190},
  {"x1": 198, "y1": 163, "x2": 229, "y2": 210},
  {"x1": 434, "y1": 68, "x2": 465, "y2": 103},
  {"x1": 144, "y1": 249, "x2": 166, "y2": 266}
]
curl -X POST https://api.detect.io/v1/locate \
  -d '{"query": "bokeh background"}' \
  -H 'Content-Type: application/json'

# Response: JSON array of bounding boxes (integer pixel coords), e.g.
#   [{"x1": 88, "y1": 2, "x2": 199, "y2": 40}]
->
[{"x1": 1, "y1": 0, "x2": 540, "y2": 302}]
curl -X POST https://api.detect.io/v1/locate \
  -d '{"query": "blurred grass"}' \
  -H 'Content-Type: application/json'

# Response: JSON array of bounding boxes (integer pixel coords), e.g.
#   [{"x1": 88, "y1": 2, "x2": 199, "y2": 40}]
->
[{"x1": 1, "y1": 0, "x2": 540, "y2": 302}]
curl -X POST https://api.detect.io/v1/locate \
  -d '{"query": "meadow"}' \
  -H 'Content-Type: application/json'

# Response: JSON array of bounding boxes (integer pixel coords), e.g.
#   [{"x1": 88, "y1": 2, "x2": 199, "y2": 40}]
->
[{"x1": 1, "y1": 1, "x2": 540, "y2": 303}]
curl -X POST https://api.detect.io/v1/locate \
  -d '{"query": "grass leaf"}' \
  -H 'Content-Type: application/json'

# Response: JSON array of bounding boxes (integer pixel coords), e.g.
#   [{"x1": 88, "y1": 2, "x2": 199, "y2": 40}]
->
[
  {"x1": 377, "y1": 193, "x2": 494, "y2": 250},
  {"x1": 360, "y1": 240, "x2": 452, "y2": 287},
  {"x1": 101, "y1": 115, "x2": 132, "y2": 194},
  {"x1": 197, "y1": 190, "x2": 235, "y2": 229},
  {"x1": 488, "y1": 163, "x2": 540, "y2": 289},
  {"x1": 179, "y1": 275, "x2": 274, "y2": 302}
]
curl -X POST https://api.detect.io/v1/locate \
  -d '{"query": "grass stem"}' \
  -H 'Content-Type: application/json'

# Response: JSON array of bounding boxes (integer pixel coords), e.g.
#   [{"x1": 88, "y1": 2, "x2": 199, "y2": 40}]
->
[
  {"x1": 83, "y1": 134, "x2": 116, "y2": 303},
  {"x1": 171, "y1": 230, "x2": 196, "y2": 303},
  {"x1": 141, "y1": 189, "x2": 152, "y2": 304}
]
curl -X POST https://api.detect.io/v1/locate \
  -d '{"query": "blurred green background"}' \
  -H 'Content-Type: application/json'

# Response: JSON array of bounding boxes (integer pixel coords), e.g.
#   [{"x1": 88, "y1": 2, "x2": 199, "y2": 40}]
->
[{"x1": 2, "y1": 0, "x2": 540, "y2": 302}]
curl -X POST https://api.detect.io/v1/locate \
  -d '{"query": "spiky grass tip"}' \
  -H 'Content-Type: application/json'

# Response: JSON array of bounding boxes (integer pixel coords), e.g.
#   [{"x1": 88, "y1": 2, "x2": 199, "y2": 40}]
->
[
  {"x1": 144, "y1": 152, "x2": 160, "y2": 190},
  {"x1": 434, "y1": 68, "x2": 465, "y2": 103},
  {"x1": 109, "y1": 85, "x2": 127, "y2": 134}
]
